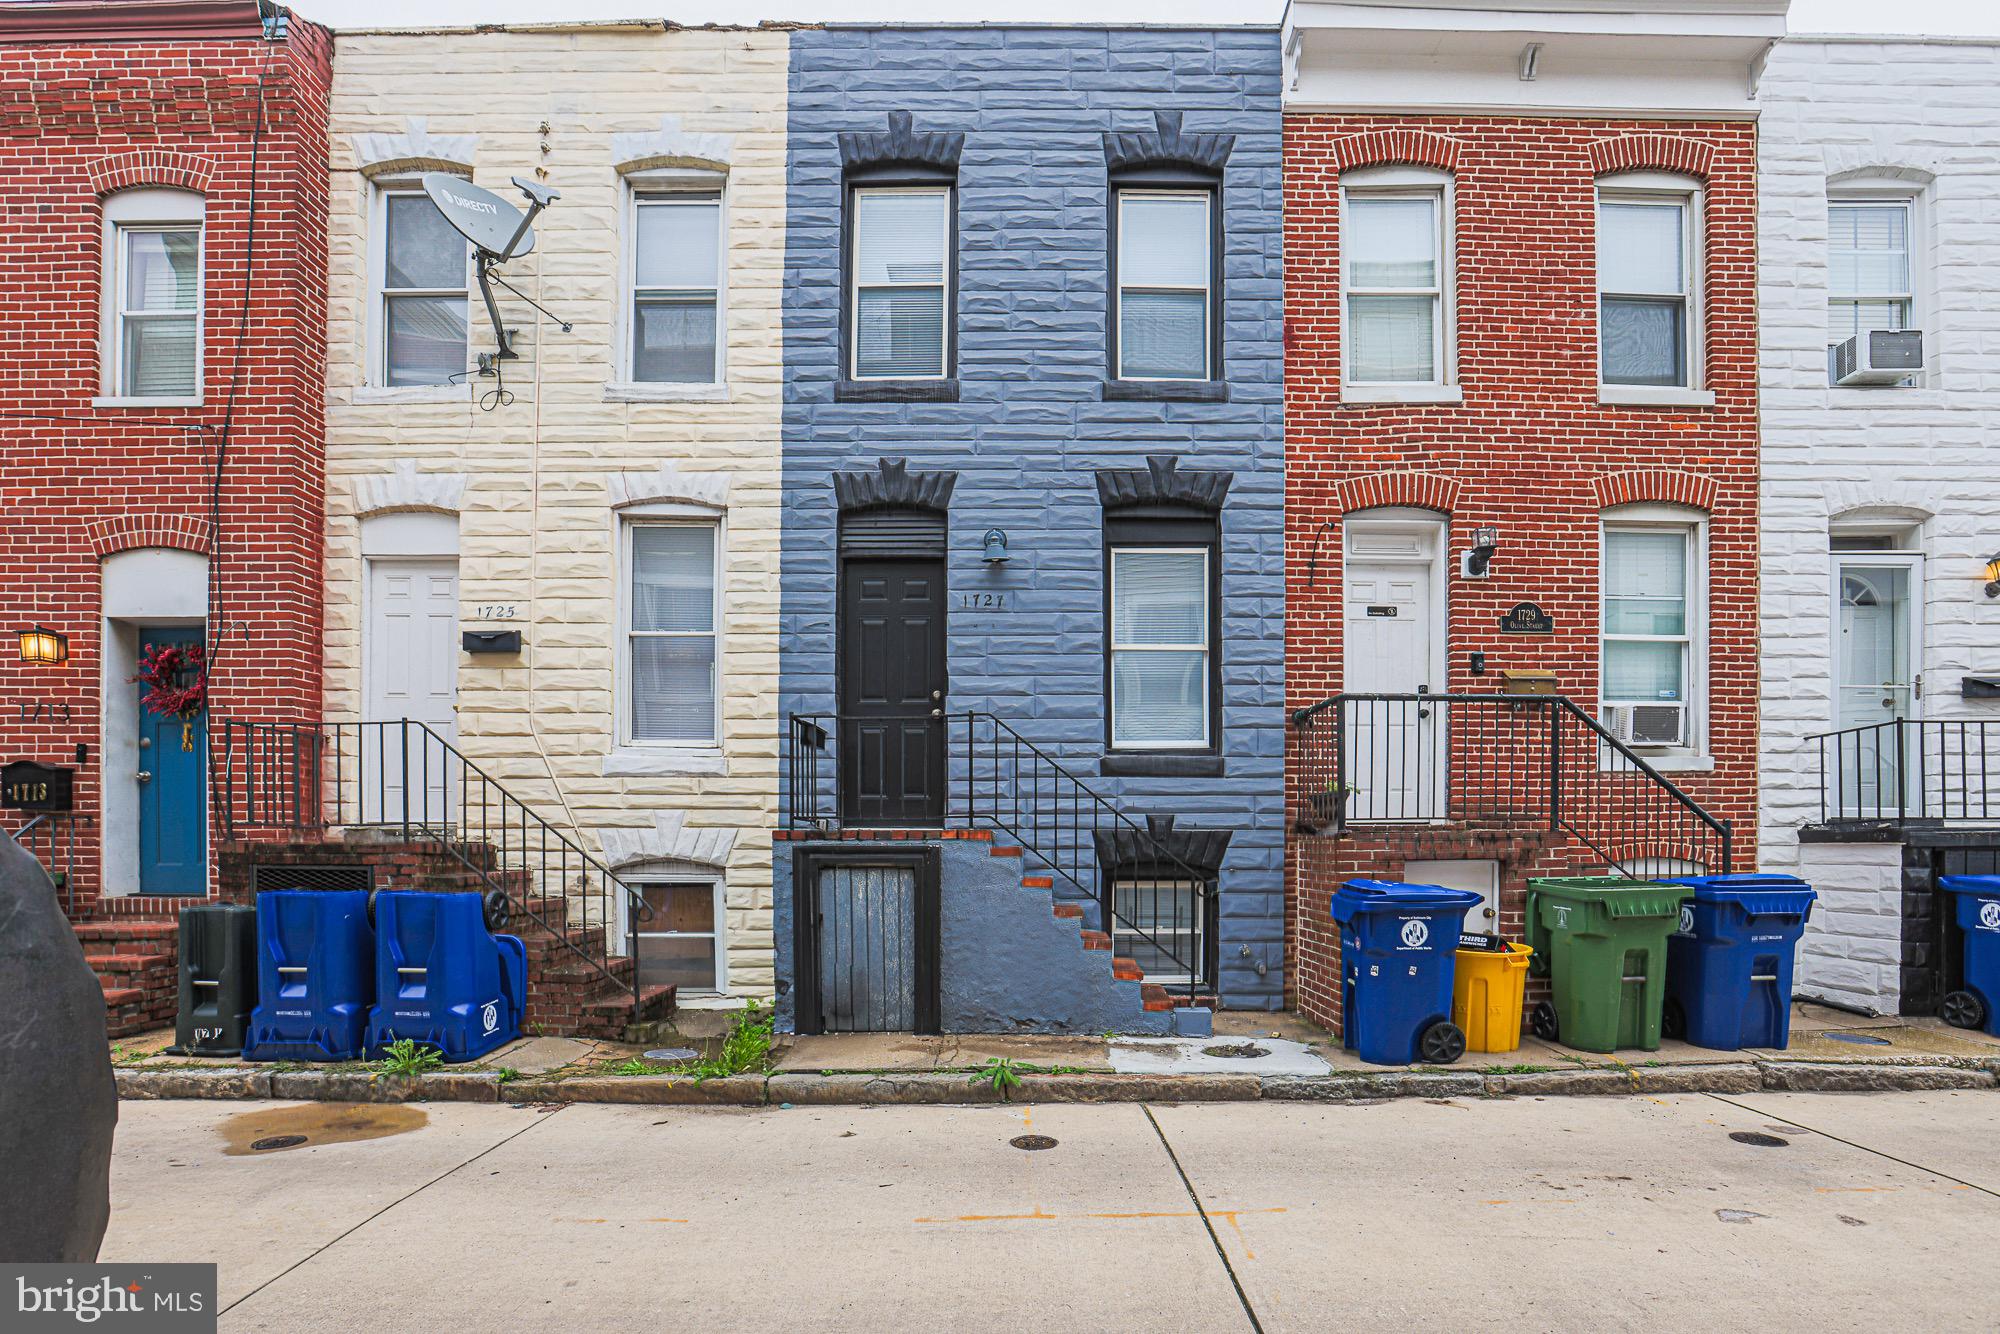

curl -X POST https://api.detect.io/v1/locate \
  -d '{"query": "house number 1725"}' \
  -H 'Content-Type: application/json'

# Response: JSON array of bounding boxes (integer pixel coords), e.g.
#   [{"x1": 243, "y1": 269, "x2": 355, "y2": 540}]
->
[{"x1": 960, "y1": 593, "x2": 1005, "y2": 609}]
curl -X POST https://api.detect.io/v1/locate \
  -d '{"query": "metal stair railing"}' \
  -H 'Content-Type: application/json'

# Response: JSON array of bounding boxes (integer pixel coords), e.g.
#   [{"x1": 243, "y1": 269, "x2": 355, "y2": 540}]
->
[
  {"x1": 218, "y1": 718, "x2": 649, "y2": 999},
  {"x1": 1812, "y1": 718, "x2": 1998, "y2": 826}
]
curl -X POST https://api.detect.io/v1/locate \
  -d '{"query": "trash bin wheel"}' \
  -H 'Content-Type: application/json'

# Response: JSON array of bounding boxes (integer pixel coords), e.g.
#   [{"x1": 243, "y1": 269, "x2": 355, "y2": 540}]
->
[
  {"x1": 1530, "y1": 1000, "x2": 1560, "y2": 1042},
  {"x1": 1662, "y1": 997, "x2": 1687, "y2": 1041},
  {"x1": 365, "y1": 887, "x2": 380, "y2": 927},
  {"x1": 1942, "y1": 990, "x2": 1987, "y2": 1031},
  {"x1": 481, "y1": 888, "x2": 510, "y2": 932},
  {"x1": 1418, "y1": 1020, "x2": 1466, "y2": 1065}
]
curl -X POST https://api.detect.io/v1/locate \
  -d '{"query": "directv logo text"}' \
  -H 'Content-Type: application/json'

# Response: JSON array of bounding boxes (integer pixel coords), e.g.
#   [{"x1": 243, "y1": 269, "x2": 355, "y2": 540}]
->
[{"x1": 441, "y1": 187, "x2": 497, "y2": 215}]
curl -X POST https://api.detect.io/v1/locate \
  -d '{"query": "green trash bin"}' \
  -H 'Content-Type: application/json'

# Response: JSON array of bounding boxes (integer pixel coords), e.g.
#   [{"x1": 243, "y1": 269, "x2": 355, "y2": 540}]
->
[{"x1": 1525, "y1": 876, "x2": 1691, "y2": 1053}]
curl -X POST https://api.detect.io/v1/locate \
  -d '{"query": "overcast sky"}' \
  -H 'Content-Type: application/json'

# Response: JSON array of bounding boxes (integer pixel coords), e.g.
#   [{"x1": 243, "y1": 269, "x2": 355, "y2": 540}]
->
[{"x1": 287, "y1": 0, "x2": 2000, "y2": 37}]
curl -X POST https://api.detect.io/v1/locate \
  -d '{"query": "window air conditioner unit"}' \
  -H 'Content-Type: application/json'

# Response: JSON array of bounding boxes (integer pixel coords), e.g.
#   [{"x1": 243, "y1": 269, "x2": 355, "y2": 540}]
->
[
  {"x1": 1833, "y1": 330, "x2": 1923, "y2": 386},
  {"x1": 1605, "y1": 703, "x2": 1686, "y2": 748}
]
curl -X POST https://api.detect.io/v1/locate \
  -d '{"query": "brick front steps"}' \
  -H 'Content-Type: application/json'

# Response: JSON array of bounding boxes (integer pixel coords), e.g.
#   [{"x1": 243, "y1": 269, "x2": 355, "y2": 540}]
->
[
  {"x1": 73, "y1": 919, "x2": 178, "y2": 1039},
  {"x1": 112, "y1": 1058, "x2": 2000, "y2": 1105}
]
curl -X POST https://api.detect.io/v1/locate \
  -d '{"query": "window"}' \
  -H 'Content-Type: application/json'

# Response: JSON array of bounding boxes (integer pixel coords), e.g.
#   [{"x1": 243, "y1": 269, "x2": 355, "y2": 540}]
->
[
  {"x1": 624, "y1": 521, "x2": 719, "y2": 745},
  {"x1": 1601, "y1": 522, "x2": 1702, "y2": 750},
  {"x1": 1114, "y1": 190, "x2": 1212, "y2": 380},
  {"x1": 379, "y1": 187, "x2": 470, "y2": 387},
  {"x1": 1110, "y1": 875, "x2": 1207, "y2": 990},
  {"x1": 629, "y1": 879, "x2": 724, "y2": 992},
  {"x1": 1827, "y1": 198, "x2": 1912, "y2": 349},
  {"x1": 101, "y1": 190, "x2": 203, "y2": 401},
  {"x1": 1598, "y1": 182, "x2": 1698, "y2": 388},
  {"x1": 850, "y1": 187, "x2": 950, "y2": 380},
  {"x1": 631, "y1": 193, "x2": 722, "y2": 383},
  {"x1": 1343, "y1": 171, "x2": 1449, "y2": 385},
  {"x1": 1109, "y1": 547, "x2": 1211, "y2": 749}
]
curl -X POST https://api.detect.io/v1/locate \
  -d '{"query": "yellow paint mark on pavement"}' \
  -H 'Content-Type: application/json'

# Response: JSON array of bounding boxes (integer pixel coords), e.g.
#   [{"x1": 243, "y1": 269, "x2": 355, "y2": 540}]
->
[
  {"x1": 916, "y1": 1206, "x2": 1286, "y2": 1229},
  {"x1": 1482, "y1": 1199, "x2": 1580, "y2": 1206}
]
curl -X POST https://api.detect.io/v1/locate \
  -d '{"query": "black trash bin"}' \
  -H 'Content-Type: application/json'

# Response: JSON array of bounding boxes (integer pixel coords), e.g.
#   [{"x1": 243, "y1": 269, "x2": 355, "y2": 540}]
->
[{"x1": 167, "y1": 903, "x2": 258, "y2": 1056}]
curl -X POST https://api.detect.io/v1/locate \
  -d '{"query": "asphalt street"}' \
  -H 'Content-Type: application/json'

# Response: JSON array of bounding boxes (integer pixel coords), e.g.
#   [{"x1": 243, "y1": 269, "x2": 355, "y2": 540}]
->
[{"x1": 101, "y1": 1090, "x2": 2000, "y2": 1331}]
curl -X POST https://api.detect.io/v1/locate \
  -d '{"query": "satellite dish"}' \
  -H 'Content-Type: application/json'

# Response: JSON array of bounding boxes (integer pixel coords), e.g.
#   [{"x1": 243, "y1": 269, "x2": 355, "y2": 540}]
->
[{"x1": 423, "y1": 171, "x2": 537, "y2": 260}]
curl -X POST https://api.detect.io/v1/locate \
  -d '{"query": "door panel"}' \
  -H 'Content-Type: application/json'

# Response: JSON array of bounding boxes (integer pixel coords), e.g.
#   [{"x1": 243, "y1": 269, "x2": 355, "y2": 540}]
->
[
  {"x1": 365, "y1": 558, "x2": 459, "y2": 823},
  {"x1": 1343, "y1": 524, "x2": 1445, "y2": 821},
  {"x1": 1834, "y1": 557, "x2": 1920, "y2": 814},
  {"x1": 839, "y1": 559, "x2": 946, "y2": 826},
  {"x1": 136, "y1": 625, "x2": 205, "y2": 895}
]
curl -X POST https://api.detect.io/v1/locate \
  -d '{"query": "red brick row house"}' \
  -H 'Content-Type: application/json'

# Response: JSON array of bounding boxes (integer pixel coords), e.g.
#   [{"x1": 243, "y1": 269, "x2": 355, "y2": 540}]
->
[
  {"x1": 1280, "y1": 1, "x2": 1785, "y2": 1028},
  {"x1": 0, "y1": 0, "x2": 330, "y2": 1031}
]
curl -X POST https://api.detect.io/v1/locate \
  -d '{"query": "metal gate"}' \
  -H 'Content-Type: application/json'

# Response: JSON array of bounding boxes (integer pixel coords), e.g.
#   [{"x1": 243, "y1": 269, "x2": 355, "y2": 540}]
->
[
  {"x1": 1904, "y1": 843, "x2": 2000, "y2": 1016},
  {"x1": 794, "y1": 849, "x2": 940, "y2": 1035}
]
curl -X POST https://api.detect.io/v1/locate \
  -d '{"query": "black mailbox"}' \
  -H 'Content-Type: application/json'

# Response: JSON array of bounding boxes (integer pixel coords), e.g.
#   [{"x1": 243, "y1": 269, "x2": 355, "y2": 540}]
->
[
  {"x1": 1964, "y1": 675, "x2": 2000, "y2": 700},
  {"x1": 462, "y1": 629, "x2": 523, "y2": 655}
]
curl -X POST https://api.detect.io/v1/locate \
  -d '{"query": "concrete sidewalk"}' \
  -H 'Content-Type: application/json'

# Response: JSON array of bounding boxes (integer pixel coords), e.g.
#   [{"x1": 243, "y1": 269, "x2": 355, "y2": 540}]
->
[{"x1": 102, "y1": 1091, "x2": 2000, "y2": 1331}]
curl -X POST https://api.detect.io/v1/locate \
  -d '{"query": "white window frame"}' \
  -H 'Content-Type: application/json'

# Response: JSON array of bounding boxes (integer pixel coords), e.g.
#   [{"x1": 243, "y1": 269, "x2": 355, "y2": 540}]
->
[
  {"x1": 1826, "y1": 184, "x2": 1923, "y2": 387},
  {"x1": 1599, "y1": 505, "x2": 1708, "y2": 763},
  {"x1": 1108, "y1": 545, "x2": 1212, "y2": 751},
  {"x1": 1596, "y1": 172, "x2": 1705, "y2": 401},
  {"x1": 1114, "y1": 187, "x2": 1213, "y2": 383},
  {"x1": 617, "y1": 509, "x2": 724, "y2": 750},
  {"x1": 623, "y1": 179, "x2": 727, "y2": 387},
  {"x1": 98, "y1": 188, "x2": 205, "y2": 406},
  {"x1": 848, "y1": 184, "x2": 952, "y2": 382},
  {"x1": 621, "y1": 872, "x2": 727, "y2": 996},
  {"x1": 370, "y1": 178, "x2": 472, "y2": 390},
  {"x1": 1341, "y1": 166, "x2": 1454, "y2": 394}
]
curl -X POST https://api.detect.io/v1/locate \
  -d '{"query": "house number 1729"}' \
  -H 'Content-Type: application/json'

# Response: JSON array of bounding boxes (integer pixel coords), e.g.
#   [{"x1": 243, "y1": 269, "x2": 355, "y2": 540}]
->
[{"x1": 960, "y1": 593, "x2": 1004, "y2": 609}]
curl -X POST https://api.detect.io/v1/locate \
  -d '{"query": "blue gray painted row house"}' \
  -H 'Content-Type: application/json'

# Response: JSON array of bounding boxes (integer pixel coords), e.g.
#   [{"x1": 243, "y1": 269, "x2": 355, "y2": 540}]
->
[{"x1": 774, "y1": 25, "x2": 1285, "y2": 1035}]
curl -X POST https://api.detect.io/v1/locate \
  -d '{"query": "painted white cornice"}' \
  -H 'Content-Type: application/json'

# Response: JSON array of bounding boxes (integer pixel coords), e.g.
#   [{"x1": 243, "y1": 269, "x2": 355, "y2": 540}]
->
[
  {"x1": 352, "y1": 117, "x2": 478, "y2": 179},
  {"x1": 612, "y1": 115, "x2": 734, "y2": 176},
  {"x1": 600, "y1": 810, "x2": 737, "y2": 872},
  {"x1": 353, "y1": 460, "x2": 468, "y2": 517},
  {"x1": 609, "y1": 462, "x2": 730, "y2": 510}
]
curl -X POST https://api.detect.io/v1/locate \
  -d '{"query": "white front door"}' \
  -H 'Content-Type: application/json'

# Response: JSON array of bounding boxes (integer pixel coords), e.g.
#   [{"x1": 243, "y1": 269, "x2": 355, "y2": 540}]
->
[
  {"x1": 1343, "y1": 518, "x2": 1446, "y2": 820},
  {"x1": 365, "y1": 558, "x2": 459, "y2": 823},
  {"x1": 1832, "y1": 554, "x2": 1921, "y2": 814}
]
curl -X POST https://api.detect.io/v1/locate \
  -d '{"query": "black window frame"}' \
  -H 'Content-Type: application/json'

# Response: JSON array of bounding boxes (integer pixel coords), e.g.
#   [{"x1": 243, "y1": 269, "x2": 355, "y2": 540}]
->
[
  {"x1": 1101, "y1": 505, "x2": 1224, "y2": 774},
  {"x1": 1105, "y1": 163, "x2": 1227, "y2": 403},
  {"x1": 838, "y1": 159, "x2": 960, "y2": 403}
]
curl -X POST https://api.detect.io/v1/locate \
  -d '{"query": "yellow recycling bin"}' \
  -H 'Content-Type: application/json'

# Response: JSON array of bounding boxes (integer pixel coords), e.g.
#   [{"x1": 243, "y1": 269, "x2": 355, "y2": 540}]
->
[{"x1": 1452, "y1": 938, "x2": 1534, "y2": 1053}]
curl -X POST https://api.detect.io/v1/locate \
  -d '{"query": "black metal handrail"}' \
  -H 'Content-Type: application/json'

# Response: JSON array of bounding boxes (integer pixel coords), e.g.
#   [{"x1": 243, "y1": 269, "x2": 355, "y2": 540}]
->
[
  {"x1": 1813, "y1": 718, "x2": 1997, "y2": 825},
  {"x1": 785, "y1": 712, "x2": 1216, "y2": 998},
  {"x1": 7, "y1": 812, "x2": 91, "y2": 917},
  {"x1": 217, "y1": 718, "x2": 648, "y2": 999},
  {"x1": 1292, "y1": 693, "x2": 1732, "y2": 875}
]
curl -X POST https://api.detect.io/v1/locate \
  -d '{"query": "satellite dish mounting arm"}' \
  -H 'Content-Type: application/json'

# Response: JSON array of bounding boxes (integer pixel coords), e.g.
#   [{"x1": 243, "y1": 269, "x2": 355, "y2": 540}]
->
[{"x1": 477, "y1": 177, "x2": 562, "y2": 365}]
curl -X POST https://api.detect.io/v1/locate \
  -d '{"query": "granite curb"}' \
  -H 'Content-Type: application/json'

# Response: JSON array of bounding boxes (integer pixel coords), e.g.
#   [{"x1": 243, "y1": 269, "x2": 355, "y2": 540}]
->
[{"x1": 111, "y1": 1060, "x2": 2000, "y2": 1104}]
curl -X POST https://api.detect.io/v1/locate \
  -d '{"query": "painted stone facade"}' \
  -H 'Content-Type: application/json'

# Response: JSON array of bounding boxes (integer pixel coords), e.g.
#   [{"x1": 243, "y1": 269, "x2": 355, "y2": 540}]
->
[
  {"x1": 324, "y1": 24, "x2": 790, "y2": 997},
  {"x1": 779, "y1": 26, "x2": 1288, "y2": 1016},
  {"x1": 1757, "y1": 38, "x2": 2000, "y2": 1015},
  {"x1": 0, "y1": 3, "x2": 330, "y2": 931}
]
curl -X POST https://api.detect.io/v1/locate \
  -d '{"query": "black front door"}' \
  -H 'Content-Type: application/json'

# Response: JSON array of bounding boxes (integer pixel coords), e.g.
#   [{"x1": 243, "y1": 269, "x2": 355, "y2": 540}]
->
[{"x1": 838, "y1": 557, "x2": 947, "y2": 826}]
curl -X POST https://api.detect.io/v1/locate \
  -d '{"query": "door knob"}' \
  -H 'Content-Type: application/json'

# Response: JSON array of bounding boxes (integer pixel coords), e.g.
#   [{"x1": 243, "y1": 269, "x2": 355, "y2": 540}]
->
[
  {"x1": 135, "y1": 770, "x2": 152, "y2": 784},
  {"x1": 930, "y1": 690, "x2": 943, "y2": 702},
  {"x1": 930, "y1": 709, "x2": 943, "y2": 719}
]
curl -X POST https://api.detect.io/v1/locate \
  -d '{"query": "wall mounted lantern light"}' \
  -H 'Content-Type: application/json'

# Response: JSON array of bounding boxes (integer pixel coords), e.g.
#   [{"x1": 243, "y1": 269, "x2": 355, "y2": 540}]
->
[
  {"x1": 18, "y1": 623, "x2": 67, "y2": 666},
  {"x1": 1984, "y1": 551, "x2": 2000, "y2": 599},
  {"x1": 1461, "y1": 526, "x2": 1499, "y2": 579},
  {"x1": 982, "y1": 528, "x2": 1011, "y2": 564}
]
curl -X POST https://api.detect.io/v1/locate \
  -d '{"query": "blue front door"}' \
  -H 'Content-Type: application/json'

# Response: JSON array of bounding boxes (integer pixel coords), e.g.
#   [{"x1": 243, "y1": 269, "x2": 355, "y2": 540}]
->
[{"x1": 137, "y1": 626, "x2": 206, "y2": 895}]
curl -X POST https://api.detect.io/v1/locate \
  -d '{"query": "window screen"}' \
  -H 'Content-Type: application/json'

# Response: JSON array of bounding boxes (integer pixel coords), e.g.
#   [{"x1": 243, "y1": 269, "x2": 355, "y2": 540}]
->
[
  {"x1": 1117, "y1": 191, "x2": 1211, "y2": 380},
  {"x1": 1110, "y1": 548, "x2": 1210, "y2": 748},
  {"x1": 1598, "y1": 198, "x2": 1690, "y2": 387},
  {"x1": 852, "y1": 189, "x2": 949, "y2": 379},
  {"x1": 629, "y1": 523, "x2": 719, "y2": 744},
  {"x1": 117, "y1": 227, "x2": 200, "y2": 397},
  {"x1": 633, "y1": 196, "x2": 721, "y2": 383}
]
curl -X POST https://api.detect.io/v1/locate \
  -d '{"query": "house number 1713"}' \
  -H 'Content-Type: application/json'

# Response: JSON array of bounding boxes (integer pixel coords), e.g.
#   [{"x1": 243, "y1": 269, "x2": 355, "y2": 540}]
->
[{"x1": 959, "y1": 593, "x2": 1005, "y2": 609}]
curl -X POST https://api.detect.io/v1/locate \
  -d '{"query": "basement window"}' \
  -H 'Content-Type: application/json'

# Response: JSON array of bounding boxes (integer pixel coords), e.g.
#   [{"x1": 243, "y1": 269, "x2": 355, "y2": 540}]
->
[
  {"x1": 628, "y1": 878, "x2": 724, "y2": 993},
  {"x1": 1109, "y1": 875, "x2": 1207, "y2": 991}
]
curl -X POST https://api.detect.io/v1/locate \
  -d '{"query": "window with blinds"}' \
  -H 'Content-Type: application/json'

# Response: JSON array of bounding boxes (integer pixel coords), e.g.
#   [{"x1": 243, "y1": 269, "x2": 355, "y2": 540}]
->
[
  {"x1": 632, "y1": 194, "x2": 722, "y2": 384},
  {"x1": 851, "y1": 188, "x2": 950, "y2": 380},
  {"x1": 1598, "y1": 192, "x2": 1694, "y2": 388},
  {"x1": 1344, "y1": 190, "x2": 1444, "y2": 384},
  {"x1": 1827, "y1": 199, "x2": 1912, "y2": 352},
  {"x1": 1116, "y1": 190, "x2": 1211, "y2": 380},
  {"x1": 1109, "y1": 547, "x2": 1211, "y2": 749},
  {"x1": 115, "y1": 226, "x2": 201, "y2": 398},
  {"x1": 627, "y1": 522, "x2": 720, "y2": 745},
  {"x1": 1602, "y1": 527, "x2": 1692, "y2": 709},
  {"x1": 381, "y1": 190, "x2": 470, "y2": 387}
]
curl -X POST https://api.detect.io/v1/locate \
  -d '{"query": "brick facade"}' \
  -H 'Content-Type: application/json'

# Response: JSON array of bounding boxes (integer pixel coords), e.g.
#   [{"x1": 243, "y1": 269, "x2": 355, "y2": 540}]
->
[
  {"x1": 1283, "y1": 114, "x2": 1763, "y2": 1030},
  {"x1": 0, "y1": 6, "x2": 331, "y2": 918}
]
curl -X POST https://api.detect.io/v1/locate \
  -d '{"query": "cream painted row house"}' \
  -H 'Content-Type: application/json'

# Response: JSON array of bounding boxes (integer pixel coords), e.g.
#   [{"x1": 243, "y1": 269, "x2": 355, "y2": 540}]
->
[{"x1": 321, "y1": 21, "x2": 790, "y2": 1012}]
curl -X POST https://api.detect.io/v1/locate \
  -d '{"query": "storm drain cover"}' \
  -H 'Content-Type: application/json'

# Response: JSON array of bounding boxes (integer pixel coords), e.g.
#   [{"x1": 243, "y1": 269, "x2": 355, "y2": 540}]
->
[
  {"x1": 1824, "y1": 1032, "x2": 1891, "y2": 1046},
  {"x1": 1728, "y1": 1131, "x2": 1790, "y2": 1148},
  {"x1": 1010, "y1": 1135, "x2": 1058, "y2": 1151},
  {"x1": 250, "y1": 1135, "x2": 308, "y2": 1152},
  {"x1": 643, "y1": 1048, "x2": 699, "y2": 1063},
  {"x1": 1201, "y1": 1043, "x2": 1271, "y2": 1060}
]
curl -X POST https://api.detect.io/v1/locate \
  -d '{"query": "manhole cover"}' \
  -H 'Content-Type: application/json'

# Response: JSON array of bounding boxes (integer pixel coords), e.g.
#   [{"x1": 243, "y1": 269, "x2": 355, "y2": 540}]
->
[
  {"x1": 1010, "y1": 1134, "x2": 1058, "y2": 1151},
  {"x1": 1824, "y1": 1032, "x2": 1891, "y2": 1046},
  {"x1": 1729, "y1": 1131, "x2": 1789, "y2": 1148},
  {"x1": 250, "y1": 1135, "x2": 308, "y2": 1152},
  {"x1": 643, "y1": 1047, "x2": 699, "y2": 1063},
  {"x1": 1201, "y1": 1043, "x2": 1271, "y2": 1060}
]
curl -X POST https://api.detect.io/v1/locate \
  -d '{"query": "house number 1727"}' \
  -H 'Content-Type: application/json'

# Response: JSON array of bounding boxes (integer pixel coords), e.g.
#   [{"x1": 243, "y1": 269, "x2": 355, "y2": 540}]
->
[{"x1": 960, "y1": 593, "x2": 1005, "y2": 609}]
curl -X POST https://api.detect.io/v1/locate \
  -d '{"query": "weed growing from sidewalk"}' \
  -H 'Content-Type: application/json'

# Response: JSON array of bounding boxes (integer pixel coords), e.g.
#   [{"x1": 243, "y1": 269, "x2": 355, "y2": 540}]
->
[
  {"x1": 374, "y1": 1039, "x2": 444, "y2": 1079},
  {"x1": 493, "y1": 1066, "x2": 521, "y2": 1084},
  {"x1": 971, "y1": 1057, "x2": 1023, "y2": 1099},
  {"x1": 604, "y1": 1003, "x2": 776, "y2": 1083}
]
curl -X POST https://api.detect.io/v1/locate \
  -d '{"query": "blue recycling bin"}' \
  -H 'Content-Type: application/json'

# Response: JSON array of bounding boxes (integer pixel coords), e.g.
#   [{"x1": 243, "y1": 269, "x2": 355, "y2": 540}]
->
[
  {"x1": 1332, "y1": 879, "x2": 1484, "y2": 1065},
  {"x1": 1939, "y1": 876, "x2": 2000, "y2": 1037},
  {"x1": 367, "y1": 892, "x2": 526, "y2": 1062},
  {"x1": 1661, "y1": 874, "x2": 1817, "y2": 1051},
  {"x1": 243, "y1": 889, "x2": 374, "y2": 1062}
]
